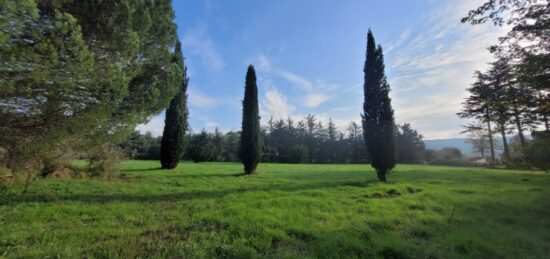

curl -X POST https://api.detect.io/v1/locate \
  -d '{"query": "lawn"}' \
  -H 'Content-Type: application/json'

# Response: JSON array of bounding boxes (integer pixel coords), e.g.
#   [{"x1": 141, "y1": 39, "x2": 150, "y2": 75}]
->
[{"x1": 0, "y1": 161, "x2": 549, "y2": 258}]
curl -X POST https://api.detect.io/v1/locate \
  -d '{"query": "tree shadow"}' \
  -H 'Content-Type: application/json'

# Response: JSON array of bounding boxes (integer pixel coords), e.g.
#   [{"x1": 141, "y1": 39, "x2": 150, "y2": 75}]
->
[
  {"x1": 181, "y1": 173, "x2": 244, "y2": 179},
  {"x1": 123, "y1": 167, "x2": 164, "y2": 172},
  {"x1": 0, "y1": 179, "x2": 379, "y2": 206}
]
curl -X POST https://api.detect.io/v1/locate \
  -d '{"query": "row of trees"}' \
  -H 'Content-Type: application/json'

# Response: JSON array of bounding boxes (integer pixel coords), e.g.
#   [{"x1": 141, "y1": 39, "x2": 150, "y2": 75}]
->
[
  {"x1": 459, "y1": 0, "x2": 549, "y2": 170},
  {"x1": 152, "y1": 30, "x2": 400, "y2": 181},
  {"x1": 122, "y1": 120, "x2": 426, "y2": 165}
]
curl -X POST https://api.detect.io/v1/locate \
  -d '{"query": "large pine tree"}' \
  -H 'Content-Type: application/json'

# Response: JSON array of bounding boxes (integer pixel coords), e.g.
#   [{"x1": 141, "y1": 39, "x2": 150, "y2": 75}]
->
[
  {"x1": 240, "y1": 65, "x2": 262, "y2": 174},
  {"x1": 160, "y1": 39, "x2": 189, "y2": 169},
  {"x1": 362, "y1": 30, "x2": 396, "y2": 182}
]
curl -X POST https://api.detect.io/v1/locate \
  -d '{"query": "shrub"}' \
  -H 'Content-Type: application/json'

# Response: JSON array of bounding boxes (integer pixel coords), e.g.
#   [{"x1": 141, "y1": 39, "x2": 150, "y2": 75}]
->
[
  {"x1": 87, "y1": 145, "x2": 125, "y2": 178},
  {"x1": 525, "y1": 132, "x2": 550, "y2": 172}
]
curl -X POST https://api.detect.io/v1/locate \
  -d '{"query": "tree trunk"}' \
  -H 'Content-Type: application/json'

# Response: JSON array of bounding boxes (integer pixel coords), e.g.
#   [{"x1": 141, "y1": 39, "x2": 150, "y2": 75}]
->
[
  {"x1": 499, "y1": 123, "x2": 510, "y2": 160},
  {"x1": 376, "y1": 169, "x2": 387, "y2": 182},
  {"x1": 513, "y1": 108, "x2": 525, "y2": 146},
  {"x1": 544, "y1": 113, "x2": 549, "y2": 132},
  {"x1": 485, "y1": 108, "x2": 496, "y2": 166}
]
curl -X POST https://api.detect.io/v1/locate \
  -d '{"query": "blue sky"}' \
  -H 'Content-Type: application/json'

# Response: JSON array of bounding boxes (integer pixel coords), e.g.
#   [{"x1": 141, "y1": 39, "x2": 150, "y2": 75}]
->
[{"x1": 137, "y1": 0, "x2": 508, "y2": 139}]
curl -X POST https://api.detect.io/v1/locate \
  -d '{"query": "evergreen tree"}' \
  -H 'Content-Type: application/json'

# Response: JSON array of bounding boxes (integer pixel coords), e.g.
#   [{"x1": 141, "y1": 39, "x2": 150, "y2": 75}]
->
[
  {"x1": 361, "y1": 30, "x2": 396, "y2": 182},
  {"x1": 396, "y1": 123, "x2": 426, "y2": 164},
  {"x1": 188, "y1": 130, "x2": 217, "y2": 163},
  {"x1": 240, "y1": 65, "x2": 262, "y2": 174},
  {"x1": 160, "y1": 39, "x2": 189, "y2": 169},
  {"x1": 458, "y1": 71, "x2": 497, "y2": 165},
  {"x1": 0, "y1": 0, "x2": 180, "y2": 173}
]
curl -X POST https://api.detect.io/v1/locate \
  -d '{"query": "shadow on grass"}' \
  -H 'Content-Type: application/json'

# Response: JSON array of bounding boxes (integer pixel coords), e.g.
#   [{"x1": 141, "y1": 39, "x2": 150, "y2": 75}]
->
[
  {"x1": 123, "y1": 167, "x2": 164, "y2": 172},
  {"x1": 0, "y1": 179, "x2": 379, "y2": 205},
  {"x1": 182, "y1": 173, "x2": 244, "y2": 179}
]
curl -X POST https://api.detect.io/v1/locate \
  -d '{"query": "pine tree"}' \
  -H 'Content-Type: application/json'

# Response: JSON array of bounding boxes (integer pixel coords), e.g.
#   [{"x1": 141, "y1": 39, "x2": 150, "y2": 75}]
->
[
  {"x1": 240, "y1": 65, "x2": 262, "y2": 174},
  {"x1": 362, "y1": 30, "x2": 396, "y2": 182},
  {"x1": 0, "y1": 0, "x2": 180, "y2": 173},
  {"x1": 160, "y1": 39, "x2": 189, "y2": 169},
  {"x1": 458, "y1": 71, "x2": 497, "y2": 165}
]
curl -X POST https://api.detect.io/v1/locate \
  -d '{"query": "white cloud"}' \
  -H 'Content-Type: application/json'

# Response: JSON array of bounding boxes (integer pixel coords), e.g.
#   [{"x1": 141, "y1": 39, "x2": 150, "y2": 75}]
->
[
  {"x1": 385, "y1": 0, "x2": 509, "y2": 139},
  {"x1": 182, "y1": 24, "x2": 225, "y2": 72},
  {"x1": 188, "y1": 89, "x2": 217, "y2": 108},
  {"x1": 136, "y1": 114, "x2": 164, "y2": 136},
  {"x1": 304, "y1": 93, "x2": 330, "y2": 108},
  {"x1": 257, "y1": 54, "x2": 271, "y2": 70},
  {"x1": 276, "y1": 70, "x2": 313, "y2": 91},
  {"x1": 262, "y1": 88, "x2": 295, "y2": 121}
]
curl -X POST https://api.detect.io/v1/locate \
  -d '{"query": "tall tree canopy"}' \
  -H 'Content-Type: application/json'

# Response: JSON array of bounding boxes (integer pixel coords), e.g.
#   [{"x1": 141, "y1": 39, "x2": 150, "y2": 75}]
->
[
  {"x1": 160, "y1": 39, "x2": 189, "y2": 169},
  {"x1": 240, "y1": 65, "x2": 262, "y2": 174},
  {"x1": 0, "y1": 0, "x2": 180, "y2": 171},
  {"x1": 462, "y1": 0, "x2": 549, "y2": 131},
  {"x1": 362, "y1": 30, "x2": 396, "y2": 182}
]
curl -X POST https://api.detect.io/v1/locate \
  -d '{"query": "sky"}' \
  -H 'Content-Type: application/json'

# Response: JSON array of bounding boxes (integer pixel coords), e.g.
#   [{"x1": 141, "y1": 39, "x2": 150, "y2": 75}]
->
[{"x1": 137, "y1": 0, "x2": 509, "y2": 140}]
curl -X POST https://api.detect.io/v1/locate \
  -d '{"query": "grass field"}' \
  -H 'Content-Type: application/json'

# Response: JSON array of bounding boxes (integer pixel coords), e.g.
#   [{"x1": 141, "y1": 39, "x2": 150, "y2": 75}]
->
[{"x1": 1, "y1": 161, "x2": 549, "y2": 258}]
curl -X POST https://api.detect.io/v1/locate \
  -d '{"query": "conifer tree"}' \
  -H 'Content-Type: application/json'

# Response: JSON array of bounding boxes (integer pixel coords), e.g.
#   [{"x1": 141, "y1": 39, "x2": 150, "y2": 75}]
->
[
  {"x1": 458, "y1": 71, "x2": 497, "y2": 164},
  {"x1": 361, "y1": 30, "x2": 396, "y2": 182},
  {"x1": 160, "y1": 39, "x2": 189, "y2": 169},
  {"x1": 240, "y1": 65, "x2": 263, "y2": 174}
]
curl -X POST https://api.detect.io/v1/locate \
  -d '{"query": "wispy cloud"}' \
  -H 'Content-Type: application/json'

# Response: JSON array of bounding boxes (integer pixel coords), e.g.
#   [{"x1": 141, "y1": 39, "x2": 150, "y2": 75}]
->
[
  {"x1": 262, "y1": 88, "x2": 295, "y2": 121},
  {"x1": 386, "y1": 0, "x2": 509, "y2": 139},
  {"x1": 304, "y1": 93, "x2": 330, "y2": 108},
  {"x1": 255, "y1": 54, "x2": 338, "y2": 109},
  {"x1": 182, "y1": 24, "x2": 225, "y2": 72},
  {"x1": 277, "y1": 70, "x2": 313, "y2": 91},
  {"x1": 188, "y1": 89, "x2": 217, "y2": 108}
]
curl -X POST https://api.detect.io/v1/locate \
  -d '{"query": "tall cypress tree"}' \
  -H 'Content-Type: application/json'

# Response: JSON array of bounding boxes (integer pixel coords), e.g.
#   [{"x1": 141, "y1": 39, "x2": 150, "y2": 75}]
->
[
  {"x1": 160, "y1": 39, "x2": 189, "y2": 169},
  {"x1": 362, "y1": 30, "x2": 396, "y2": 182},
  {"x1": 240, "y1": 65, "x2": 262, "y2": 174}
]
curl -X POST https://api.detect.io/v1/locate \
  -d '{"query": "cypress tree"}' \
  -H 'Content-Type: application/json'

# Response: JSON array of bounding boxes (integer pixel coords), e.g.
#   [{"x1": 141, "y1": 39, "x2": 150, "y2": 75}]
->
[
  {"x1": 160, "y1": 39, "x2": 189, "y2": 169},
  {"x1": 240, "y1": 65, "x2": 263, "y2": 174},
  {"x1": 362, "y1": 30, "x2": 396, "y2": 182}
]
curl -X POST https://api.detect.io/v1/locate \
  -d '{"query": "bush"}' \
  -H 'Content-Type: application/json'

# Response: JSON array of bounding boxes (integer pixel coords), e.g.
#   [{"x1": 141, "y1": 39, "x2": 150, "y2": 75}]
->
[
  {"x1": 426, "y1": 147, "x2": 473, "y2": 167},
  {"x1": 87, "y1": 145, "x2": 125, "y2": 178},
  {"x1": 525, "y1": 132, "x2": 550, "y2": 172}
]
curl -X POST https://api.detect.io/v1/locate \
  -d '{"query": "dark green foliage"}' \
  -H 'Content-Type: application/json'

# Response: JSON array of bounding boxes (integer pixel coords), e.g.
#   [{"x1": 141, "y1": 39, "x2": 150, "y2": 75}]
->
[
  {"x1": 362, "y1": 30, "x2": 396, "y2": 181},
  {"x1": 458, "y1": 71, "x2": 498, "y2": 164},
  {"x1": 431, "y1": 148, "x2": 465, "y2": 166},
  {"x1": 160, "y1": 39, "x2": 189, "y2": 169},
  {"x1": 240, "y1": 66, "x2": 262, "y2": 174},
  {"x1": 188, "y1": 130, "x2": 217, "y2": 163},
  {"x1": 462, "y1": 0, "x2": 550, "y2": 169},
  {"x1": 396, "y1": 123, "x2": 426, "y2": 164},
  {"x1": 286, "y1": 145, "x2": 309, "y2": 164},
  {"x1": 525, "y1": 132, "x2": 550, "y2": 172},
  {"x1": 219, "y1": 131, "x2": 241, "y2": 162},
  {"x1": 120, "y1": 131, "x2": 161, "y2": 160},
  {"x1": 0, "y1": 0, "x2": 180, "y2": 173}
]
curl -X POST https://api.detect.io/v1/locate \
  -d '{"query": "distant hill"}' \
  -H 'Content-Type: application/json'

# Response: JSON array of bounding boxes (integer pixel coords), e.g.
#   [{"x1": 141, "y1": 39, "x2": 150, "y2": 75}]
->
[{"x1": 424, "y1": 138, "x2": 476, "y2": 157}]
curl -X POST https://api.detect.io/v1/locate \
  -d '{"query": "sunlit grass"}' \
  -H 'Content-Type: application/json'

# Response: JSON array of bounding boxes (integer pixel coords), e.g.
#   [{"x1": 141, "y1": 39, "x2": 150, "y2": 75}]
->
[{"x1": 1, "y1": 161, "x2": 549, "y2": 258}]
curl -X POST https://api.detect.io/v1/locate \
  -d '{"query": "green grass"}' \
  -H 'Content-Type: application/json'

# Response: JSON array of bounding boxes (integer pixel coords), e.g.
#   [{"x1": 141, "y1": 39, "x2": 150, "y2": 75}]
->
[{"x1": 1, "y1": 162, "x2": 549, "y2": 258}]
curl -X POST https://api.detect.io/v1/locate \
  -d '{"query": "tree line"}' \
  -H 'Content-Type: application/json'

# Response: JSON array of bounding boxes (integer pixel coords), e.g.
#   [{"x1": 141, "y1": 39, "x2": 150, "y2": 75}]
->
[{"x1": 123, "y1": 120, "x2": 431, "y2": 165}]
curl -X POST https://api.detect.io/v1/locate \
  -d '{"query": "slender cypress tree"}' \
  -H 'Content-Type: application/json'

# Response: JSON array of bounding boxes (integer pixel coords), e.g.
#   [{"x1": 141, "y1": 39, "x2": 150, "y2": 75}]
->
[
  {"x1": 362, "y1": 30, "x2": 396, "y2": 182},
  {"x1": 240, "y1": 65, "x2": 263, "y2": 174},
  {"x1": 160, "y1": 39, "x2": 189, "y2": 169}
]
